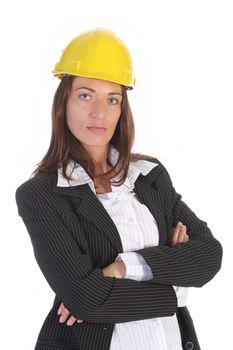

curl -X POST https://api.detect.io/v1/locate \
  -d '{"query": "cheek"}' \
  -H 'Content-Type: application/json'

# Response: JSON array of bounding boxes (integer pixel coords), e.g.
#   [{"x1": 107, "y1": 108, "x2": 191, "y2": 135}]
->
[
  {"x1": 112, "y1": 111, "x2": 121, "y2": 127},
  {"x1": 109, "y1": 106, "x2": 121, "y2": 122},
  {"x1": 66, "y1": 102, "x2": 84, "y2": 129}
]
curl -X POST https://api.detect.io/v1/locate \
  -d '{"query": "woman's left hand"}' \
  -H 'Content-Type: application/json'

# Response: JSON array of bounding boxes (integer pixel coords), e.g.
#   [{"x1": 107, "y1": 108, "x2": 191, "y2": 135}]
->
[
  {"x1": 170, "y1": 222, "x2": 189, "y2": 247},
  {"x1": 102, "y1": 260, "x2": 126, "y2": 278}
]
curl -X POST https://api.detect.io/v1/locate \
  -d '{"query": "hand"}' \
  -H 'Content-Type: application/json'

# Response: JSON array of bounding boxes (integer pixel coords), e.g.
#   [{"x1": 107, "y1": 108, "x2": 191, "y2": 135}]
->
[
  {"x1": 170, "y1": 221, "x2": 189, "y2": 247},
  {"x1": 102, "y1": 260, "x2": 126, "y2": 278},
  {"x1": 57, "y1": 302, "x2": 84, "y2": 326}
]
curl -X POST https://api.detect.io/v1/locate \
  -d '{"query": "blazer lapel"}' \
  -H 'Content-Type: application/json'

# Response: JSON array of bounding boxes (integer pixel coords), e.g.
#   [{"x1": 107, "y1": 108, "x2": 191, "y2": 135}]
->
[
  {"x1": 53, "y1": 181, "x2": 123, "y2": 252},
  {"x1": 76, "y1": 187, "x2": 123, "y2": 252},
  {"x1": 52, "y1": 165, "x2": 168, "y2": 252}
]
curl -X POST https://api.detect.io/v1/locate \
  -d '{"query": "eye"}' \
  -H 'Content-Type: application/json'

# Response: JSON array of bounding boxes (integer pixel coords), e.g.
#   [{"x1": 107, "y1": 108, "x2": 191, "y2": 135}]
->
[
  {"x1": 79, "y1": 93, "x2": 91, "y2": 100},
  {"x1": 108, "y1": 97, "x2": 120, "y2": 105}
]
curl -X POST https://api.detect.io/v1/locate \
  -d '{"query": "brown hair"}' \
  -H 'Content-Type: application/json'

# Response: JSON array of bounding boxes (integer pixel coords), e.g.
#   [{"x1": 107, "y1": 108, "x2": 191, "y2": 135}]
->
[{"x1": 31, "y1": 75, "x2": 156, "y2": 186}]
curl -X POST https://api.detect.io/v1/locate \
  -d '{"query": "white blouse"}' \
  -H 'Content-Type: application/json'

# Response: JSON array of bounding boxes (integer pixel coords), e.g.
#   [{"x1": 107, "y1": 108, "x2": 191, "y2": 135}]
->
[{"x1": 57, "y1": 146, "x2": 188, "y2": 350}]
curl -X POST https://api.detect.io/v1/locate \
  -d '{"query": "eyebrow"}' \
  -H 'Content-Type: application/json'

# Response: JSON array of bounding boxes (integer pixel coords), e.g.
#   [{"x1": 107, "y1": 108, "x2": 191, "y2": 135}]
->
[{"x1": 75, "y1": 86, "x2": 122, "y2": 96}]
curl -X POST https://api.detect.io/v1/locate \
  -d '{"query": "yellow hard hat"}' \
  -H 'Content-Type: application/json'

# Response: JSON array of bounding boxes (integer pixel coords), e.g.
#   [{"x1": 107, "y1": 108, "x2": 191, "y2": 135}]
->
[{"x1": 52, "y1": 28, "x2": 136, "y2": 89}]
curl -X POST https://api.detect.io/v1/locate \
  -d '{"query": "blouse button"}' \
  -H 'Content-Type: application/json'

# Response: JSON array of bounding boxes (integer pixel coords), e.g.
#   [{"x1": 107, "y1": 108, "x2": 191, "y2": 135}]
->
[{"x1": 129, "y1": 217, "x2": 134, "y2": 222}]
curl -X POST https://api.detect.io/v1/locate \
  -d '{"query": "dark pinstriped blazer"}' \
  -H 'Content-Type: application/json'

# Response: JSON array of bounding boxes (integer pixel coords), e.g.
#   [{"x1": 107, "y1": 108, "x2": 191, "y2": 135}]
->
[{"x1": 15, "y1": 157, "x2": 223, "y2": 350}]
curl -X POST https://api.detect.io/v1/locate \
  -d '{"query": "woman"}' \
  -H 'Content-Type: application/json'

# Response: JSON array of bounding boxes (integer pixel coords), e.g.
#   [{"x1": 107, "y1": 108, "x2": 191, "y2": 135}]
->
[{"x1": 15, "y1": 28, "x2": 222, "y2": 350}]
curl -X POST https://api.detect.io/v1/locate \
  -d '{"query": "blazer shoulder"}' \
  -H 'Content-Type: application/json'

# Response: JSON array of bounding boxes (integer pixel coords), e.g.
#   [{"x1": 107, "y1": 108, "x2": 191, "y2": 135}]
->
[
  {"x1": 138, "y1": 155, "x2": 175, "y2": 190},
  {"x1": 15, "y1": 171, "x2": 56, "y2": 201}
]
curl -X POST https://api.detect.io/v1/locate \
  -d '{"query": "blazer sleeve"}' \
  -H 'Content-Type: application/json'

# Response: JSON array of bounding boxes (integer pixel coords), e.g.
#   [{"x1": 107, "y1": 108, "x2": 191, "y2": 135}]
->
[
  {"x1": 15, "y1": 182, "x2": 177, "y2": 324},
  {"x1": 136, "y1": 163, "x2": 223, "y2": 288}
]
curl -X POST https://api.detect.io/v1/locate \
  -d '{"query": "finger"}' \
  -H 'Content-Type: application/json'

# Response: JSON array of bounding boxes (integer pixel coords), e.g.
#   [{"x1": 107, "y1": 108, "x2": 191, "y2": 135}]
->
[
  {"x1": 181, "y1": 225, "x2": 189, "y2": 242},
  {"x1": 177, "y1": 225, "x2": 189, "y2": 244},
  {"x1": 171, "y1": 222, "x2": 183, "y2": 246},
  {"x1": 57, "y1": 302, "x2": 65, "y2": 315},
  {"x1": 178, "y1": 224, "x2": 186, "y2": 240},
  {"x1": 170, "y1": 223, "x2": 180, "y2": 245},
  {"x1": 59, "y1": 308, "x2": 71, "y2": 323},
  {"x1": 171, "y1": 223, "x2": 187, "y2": 246},
  {"x1": 66, "y1": 316, "x2": 77, "y2": 326}
]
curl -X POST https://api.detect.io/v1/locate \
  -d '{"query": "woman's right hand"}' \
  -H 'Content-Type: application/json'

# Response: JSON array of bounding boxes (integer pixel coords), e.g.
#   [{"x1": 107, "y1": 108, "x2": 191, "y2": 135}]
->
[
  {"x1": 57, "y1": 302, "x2": 84, "y2": 326},
  {"x1": 170, "y1": 222, "x2": 189, "y2": 247}
]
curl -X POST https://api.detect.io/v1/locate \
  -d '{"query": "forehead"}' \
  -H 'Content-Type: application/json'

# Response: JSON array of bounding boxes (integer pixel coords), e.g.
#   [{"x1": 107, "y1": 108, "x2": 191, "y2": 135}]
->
[{"x1": 71, "y1": 76, "x2": 122, "y2": 93}]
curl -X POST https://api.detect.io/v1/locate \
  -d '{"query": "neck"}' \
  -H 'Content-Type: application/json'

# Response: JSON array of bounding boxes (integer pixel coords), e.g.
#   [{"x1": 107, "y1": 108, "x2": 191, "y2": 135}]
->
[{"x1": 85, "y1": 145, "x2": 112, "y2": 174}]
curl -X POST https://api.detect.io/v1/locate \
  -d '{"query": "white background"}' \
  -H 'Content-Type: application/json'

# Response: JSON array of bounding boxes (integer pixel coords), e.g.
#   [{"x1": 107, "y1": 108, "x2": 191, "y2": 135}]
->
[{"x1": 1, "y1": 0, "x2": 232, "y2": 349}]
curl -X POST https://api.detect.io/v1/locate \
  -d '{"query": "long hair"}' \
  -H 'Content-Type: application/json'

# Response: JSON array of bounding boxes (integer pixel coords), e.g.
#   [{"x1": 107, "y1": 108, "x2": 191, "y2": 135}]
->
[{"x1": 31, "y1": 75, "x2": 156, "y2": 186}]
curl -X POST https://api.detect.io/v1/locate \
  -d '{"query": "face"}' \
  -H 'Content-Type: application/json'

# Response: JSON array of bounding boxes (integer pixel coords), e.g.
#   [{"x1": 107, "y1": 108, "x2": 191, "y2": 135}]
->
[{"x1": 66, "y1": 76, "x2": 123, "y2": 154}]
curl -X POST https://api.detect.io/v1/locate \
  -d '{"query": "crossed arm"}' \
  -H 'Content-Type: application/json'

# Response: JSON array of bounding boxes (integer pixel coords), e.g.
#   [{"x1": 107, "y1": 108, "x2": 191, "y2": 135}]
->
[
  {"x1": 15, "y1": 166, "x2": 222, "y2": 324},
  {"x1": 57, "y1": 222, "x2": 189, "y2": 326}
]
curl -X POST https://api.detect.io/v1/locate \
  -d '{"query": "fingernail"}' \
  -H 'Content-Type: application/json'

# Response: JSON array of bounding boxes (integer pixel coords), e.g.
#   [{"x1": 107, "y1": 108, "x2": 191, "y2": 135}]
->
[
  {"x1": 57, "y1": 309, "x2": 62, "y2": 315},
  {"x1": 77, "y1": 320, "x2": 83, "y2": 324}
]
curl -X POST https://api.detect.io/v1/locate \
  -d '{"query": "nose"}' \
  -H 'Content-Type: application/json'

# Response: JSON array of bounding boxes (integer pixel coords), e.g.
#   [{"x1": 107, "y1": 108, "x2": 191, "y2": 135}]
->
[{"x1": 89, "y1": 99, "x2": 106, "y2": 120}]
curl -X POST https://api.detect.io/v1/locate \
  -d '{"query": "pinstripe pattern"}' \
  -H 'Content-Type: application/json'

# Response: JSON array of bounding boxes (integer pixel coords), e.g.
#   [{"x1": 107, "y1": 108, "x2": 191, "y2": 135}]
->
[{"x1": 15, "y1": 152, "x2": 222, "y2": 350}]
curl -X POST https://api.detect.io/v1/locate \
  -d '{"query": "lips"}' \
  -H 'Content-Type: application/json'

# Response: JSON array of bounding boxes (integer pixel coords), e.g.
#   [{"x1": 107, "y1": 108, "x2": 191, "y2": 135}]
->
[
  {"x1": 87, "y1": 126, "x2": 106, "y2": 129},
  {"x1": 87, "y1": 126, "x2": 107, "y2": 133}
]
